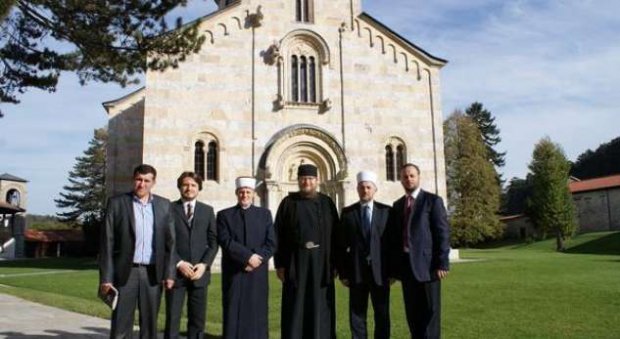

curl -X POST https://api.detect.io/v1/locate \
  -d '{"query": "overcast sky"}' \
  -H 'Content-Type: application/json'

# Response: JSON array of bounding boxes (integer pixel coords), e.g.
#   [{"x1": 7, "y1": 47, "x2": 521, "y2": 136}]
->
[{"x1": 1, "y1": 0, "x2": 618, "y2": 215}]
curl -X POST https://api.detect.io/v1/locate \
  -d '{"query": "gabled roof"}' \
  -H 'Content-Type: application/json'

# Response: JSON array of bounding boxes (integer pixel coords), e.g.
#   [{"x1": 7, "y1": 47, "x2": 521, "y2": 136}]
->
[
  {"x1": 102, "y1": 87, "x2": 146, "y2": 114},
  {"x1": 25, "y1": 229, "x2": 84, "y2": 243},
  {"x1": 569, "y1": 174, "x2": 620, "y2": 193},
  {"x1": 0, "y1": 173, "x2": 28, "y2": 183},
  {"x1": 359, "y1": 12, "x2": 448, "y2": 67}
]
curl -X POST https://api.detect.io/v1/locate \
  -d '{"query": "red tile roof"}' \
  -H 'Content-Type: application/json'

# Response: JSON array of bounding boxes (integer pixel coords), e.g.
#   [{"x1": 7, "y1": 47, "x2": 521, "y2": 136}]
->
[
  {"x1": 569, "y1": 174, "x2": 620, "y2": 193},
  {"x1": 25, "y1": 229, "x2": 84, "y2": 243}
]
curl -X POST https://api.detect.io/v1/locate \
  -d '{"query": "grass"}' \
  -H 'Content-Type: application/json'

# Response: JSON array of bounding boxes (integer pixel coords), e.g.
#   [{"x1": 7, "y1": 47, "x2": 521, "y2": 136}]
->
[{"x1": 1, "y1": 231, "x2": 619, "y2": 338}]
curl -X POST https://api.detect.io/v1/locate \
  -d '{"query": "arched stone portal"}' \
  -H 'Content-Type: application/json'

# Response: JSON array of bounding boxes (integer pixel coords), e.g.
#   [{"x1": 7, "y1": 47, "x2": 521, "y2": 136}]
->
[{"x1": 258, "y1": 125, "x2": 348, "y2": 212}]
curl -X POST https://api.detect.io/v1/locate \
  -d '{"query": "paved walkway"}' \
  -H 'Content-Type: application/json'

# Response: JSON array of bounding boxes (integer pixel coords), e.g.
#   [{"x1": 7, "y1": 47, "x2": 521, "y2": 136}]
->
[{"x1": 0, "y1": 293, "x2": 112, "y2": 338}]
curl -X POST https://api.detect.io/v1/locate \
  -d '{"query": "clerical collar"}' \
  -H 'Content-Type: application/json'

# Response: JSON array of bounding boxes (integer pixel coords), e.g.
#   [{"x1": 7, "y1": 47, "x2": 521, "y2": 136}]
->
[{"x1": 238, "y1": 203, "x2": 252, "y2": 210}]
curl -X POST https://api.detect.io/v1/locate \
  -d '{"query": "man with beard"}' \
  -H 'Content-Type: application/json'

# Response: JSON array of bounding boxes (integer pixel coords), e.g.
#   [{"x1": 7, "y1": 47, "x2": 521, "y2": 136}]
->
[
  {"x1": 217, "y1": 177, "x2": 276, "y2": 339},
  {"x1": 274, "y1": 164, "x2": 339, "y2": 339},
  {"x1": 164, "y1": 171, "x2": 218, "y2": 339},
  {"x1": 387, "y1": 163, "x2": 450, "y2": 338}
]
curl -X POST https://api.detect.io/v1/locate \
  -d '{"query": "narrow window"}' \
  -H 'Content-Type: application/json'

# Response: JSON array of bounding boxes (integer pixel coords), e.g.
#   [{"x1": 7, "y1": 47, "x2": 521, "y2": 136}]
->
[
  {"x1": 300, "y1": 56, "x2": 307, "y2": 102},
  {"x1": 291, "y1": 55, "x2": 299, "y2": 102},
  {"x1": 396, "y1": 145, "x2": 405, "y2": 171},
  {"x1": 296, "y1": 0, "x2": 302, "y2": 22},
  {"x1": 303, "y1": 0, "x2": 310, "y2": 22},
  {"x1": 194, "y1": 141, "x2": 205, "y2": 180},
  {"x1": 207, "y1": 141, "x2": 218, "y2": 181},
  {"x1": 385, "y1": 145, "x2": 395, "y2": 181},
  {"x1": 309, "y1": 57, "x2": 316, "y2": 103}
]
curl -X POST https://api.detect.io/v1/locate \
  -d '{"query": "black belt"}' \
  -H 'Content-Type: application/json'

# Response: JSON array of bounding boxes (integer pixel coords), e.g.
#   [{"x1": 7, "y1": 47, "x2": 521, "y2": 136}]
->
[{"x1": 132, "y1": 263, "x2": 153, "y2": 267}]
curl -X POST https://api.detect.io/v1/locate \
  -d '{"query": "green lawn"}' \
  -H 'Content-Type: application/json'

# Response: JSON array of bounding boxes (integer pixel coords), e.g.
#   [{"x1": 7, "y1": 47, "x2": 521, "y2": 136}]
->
[{"x1": 1, "y1": 231, "x2": 619, "y2": 338}]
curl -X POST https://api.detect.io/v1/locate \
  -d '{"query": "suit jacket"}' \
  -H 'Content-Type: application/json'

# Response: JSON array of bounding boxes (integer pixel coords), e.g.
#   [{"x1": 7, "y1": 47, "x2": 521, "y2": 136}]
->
[
  {"x1": 171, "y1": 199, "x2": 218, "y2": 287},
  {"x1": 99, "y1": 193, "x2": 176, "y2": 286},
  {"x1": 337, "y1": 201, "x2": 390, "y2": 286},
  {"x1": 387, "y1": 189, "x2": 450, "y2": 282}
]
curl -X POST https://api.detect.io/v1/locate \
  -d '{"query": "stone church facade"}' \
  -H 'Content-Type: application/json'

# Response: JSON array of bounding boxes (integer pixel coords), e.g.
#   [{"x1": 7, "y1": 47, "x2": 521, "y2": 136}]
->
[{"x1": 104, "y1": 0, "x2": 448, "y2": 215}]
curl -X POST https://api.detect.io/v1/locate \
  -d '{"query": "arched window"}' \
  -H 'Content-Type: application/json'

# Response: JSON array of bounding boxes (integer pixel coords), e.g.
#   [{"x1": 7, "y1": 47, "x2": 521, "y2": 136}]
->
[
  {"x1": 397, "y1": 145, "x2": 406, "y2": 171},
  {"x1": 194, "y1": 135, "x2": 219, "y2": 182},
  {"x1": 296, "y1": 0, "x2": 312, "y2": 23},
  {"x1": 291, "y1": 56, "x2": 299, "y2": 102},
  {"x1": 385, "y1": 146, "x2": 395, "y2": 181},
  {"x1": 207, "y1": 141, "x2": 218, "y2": 181},
  {"x1": 6, "y1": 189, "x2": 21, "y2": 207},
  {"x1": 290, "y1": 53, "x2": 317, "y2": 104},
  {"x1": 194, "y1": 141, "x2": 206, "y2": 180}
]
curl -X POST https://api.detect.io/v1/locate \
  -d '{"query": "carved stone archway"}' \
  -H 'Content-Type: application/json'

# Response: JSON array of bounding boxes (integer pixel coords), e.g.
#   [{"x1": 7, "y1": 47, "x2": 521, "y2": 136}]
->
[{"x1": 257, "y1": 125, "x2": 348, "y2": 212}]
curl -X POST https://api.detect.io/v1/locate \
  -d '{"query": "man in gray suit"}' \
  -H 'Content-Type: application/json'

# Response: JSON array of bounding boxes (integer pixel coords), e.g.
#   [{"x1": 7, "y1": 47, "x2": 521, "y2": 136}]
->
[
  {"x1": 165, "y1": 172, "x2": 218, "y2": 339},
  {"x1": 336, "y1": 171, "x2": 392, "y2": 339},
  {"x1": 99, "y1": 164, "x2": 176, "y2": 338}
]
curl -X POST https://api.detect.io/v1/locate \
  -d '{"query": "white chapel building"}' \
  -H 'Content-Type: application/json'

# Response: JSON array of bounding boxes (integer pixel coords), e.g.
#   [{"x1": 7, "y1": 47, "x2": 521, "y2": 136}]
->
[{"x1": 103, "y1": 0, "x2": 448, "y2": 215}]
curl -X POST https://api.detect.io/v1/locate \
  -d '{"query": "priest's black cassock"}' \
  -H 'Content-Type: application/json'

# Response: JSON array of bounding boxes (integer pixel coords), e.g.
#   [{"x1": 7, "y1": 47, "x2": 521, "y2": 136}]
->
[
  {"x1": 274, "y1": 192, "x2": 339, "y2": 339},
  {"x1": 217, "y1": 204, "x2": 276, "y2": 339}
]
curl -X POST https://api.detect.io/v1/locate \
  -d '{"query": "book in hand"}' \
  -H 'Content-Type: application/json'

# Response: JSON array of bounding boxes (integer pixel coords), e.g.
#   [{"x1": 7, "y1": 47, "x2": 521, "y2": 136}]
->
[{"x1": 98, "y1": 285, "x2": 119, "y2": 310}]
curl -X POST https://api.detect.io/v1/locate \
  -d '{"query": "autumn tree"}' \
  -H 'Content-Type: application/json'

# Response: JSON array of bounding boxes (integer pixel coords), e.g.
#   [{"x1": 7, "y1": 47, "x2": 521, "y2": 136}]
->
[
  {"x1": 444, "y1": 110, "x2": 502, "y2": 247},
  {"x1": 526, "y1": 137, "x2": 577, "y2": 251}
]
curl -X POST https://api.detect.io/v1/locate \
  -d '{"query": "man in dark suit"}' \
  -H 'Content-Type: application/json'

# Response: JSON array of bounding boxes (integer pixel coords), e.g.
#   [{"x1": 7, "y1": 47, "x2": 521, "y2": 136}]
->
[
  {"x1": 387, "y1": 163, "x2": 450, "y2": 338},
  {"x1": 337, "y1": 171, "x2": 392, "y2": 339},
  {"x1": 164, "y1": 171, "x2": 218, "y2": 339},
  {"x1": 99, "y1": 164, "x2": 176, "y2": 338}
]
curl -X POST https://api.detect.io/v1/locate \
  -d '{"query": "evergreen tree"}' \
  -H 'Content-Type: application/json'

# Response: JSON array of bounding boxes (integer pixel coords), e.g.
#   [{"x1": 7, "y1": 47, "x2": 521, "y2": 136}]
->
[
  {"x1": 526, "y1": 137, "x2": 577, "y2": 251},
  {"x1": 501, "y1": 176, "x2": 532, "y2": 215},
  {"x1": 444, "y1": 110, "x2": 503, "y2": 247},
  {"x1": 465, "y1": 102, "x2": 506, "y2": 168},
  {"x1": 1, "y1": 1, "x2": 206, "y2": 117},
  {"x1": 571, "y1": 136, "x2": 620, "y2": 179},
  {"x1": 55, "y1": 128, "x2": 107, "y2": 254}
]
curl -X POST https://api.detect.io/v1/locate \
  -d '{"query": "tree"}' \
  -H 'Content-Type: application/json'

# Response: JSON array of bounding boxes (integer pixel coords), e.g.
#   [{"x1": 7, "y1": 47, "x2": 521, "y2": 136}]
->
[
  {"x1": 444, "y1": 110, "x2": 503, "y2": 247},
  {"x1": 465, "y1": 102, "x2": 506, "y2": 168},
  {"x1": 526, "y1": 137, "x2": 577, "y2": 251},
  {"x1": 571, "y1": 136, "x2": 620, "y2": 179},
  {"x1": 1, "y1": 1, "x2": 206, "y2": 117},
  {"x1": 501, "y1": 176, "x2": 532, "y2": 215},
  {"x1": 55, "y1": 128, "x2": 107, "y2": 254}
]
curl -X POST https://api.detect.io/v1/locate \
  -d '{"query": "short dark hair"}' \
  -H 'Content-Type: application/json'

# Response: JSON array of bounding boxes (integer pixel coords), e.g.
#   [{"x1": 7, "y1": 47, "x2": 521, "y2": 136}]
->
[
  {"x1": 177, "y1": 171, "x2": 203, "y2": 191},
  {"x1": 133, "y1": 164, "x2": 157, "y2": 179},
  {"x1": 400, "y1": 163, "x2": 420, "y2": 175}
]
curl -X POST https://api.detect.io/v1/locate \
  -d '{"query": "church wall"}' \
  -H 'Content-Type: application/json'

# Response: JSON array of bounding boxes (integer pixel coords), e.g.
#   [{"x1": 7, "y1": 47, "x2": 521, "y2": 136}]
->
[{"x1": 122, "y1": 0, "x2": 446, "y2": 213}]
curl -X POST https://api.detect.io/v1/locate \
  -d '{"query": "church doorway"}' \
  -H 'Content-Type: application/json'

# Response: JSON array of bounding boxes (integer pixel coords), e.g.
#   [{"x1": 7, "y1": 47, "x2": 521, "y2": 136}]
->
[{"x1": 257, "y1": 125, "x2": 348, "y2": 213}]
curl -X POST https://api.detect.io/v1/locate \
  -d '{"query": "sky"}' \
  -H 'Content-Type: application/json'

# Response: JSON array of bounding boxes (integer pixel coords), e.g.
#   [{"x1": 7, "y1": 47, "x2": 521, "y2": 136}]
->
[{"x1": 1, "y1": 0, "x2": 618, "y2": 215}]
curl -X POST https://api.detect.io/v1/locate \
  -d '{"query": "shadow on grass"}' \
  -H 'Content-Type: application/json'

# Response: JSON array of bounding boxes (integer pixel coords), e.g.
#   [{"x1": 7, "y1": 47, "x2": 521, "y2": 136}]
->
[
  {"x1": 565, "y1": 232, "x2": 620, "y2": 256},
  {"x1": 0, "y1": 257, "x2": 97, "y2": 271}
]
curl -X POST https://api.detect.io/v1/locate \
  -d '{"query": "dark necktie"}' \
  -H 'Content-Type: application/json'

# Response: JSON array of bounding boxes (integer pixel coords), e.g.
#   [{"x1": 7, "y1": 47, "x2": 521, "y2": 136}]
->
[
  {"x1": 403, "y1": 195, "x2": 414, "y2": 251},
  {"x1": 362, "y1": 204, "x2": 371, "y2": 239},
  {"x1": 186, "y1": 203, "x2": 193, "y2": 222}
]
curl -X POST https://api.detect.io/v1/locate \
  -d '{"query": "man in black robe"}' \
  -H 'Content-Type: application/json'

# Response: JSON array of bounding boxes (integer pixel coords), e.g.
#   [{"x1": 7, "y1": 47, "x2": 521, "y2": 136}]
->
[
  {"x1": 217, "y1": 177, "x2": 276, "y2": 339},
  {"x1": 274, "y1": 164, "x2": 339, "y2": 339}
]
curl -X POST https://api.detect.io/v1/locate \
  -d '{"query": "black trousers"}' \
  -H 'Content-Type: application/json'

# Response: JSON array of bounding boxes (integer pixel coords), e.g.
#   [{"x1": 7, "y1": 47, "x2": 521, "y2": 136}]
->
[
  {"x1": 349, "y1": 264, "x2": 390, "y2": 339},
  {"x1": 164, "y1": 282, "x2": 207, "y2": 339},
  {"x1": 401, "y1": 254, "x2": 441, "y2": 339},
  {"x1": 111, "y1": 265, "x2": 161, "y2": 339}
]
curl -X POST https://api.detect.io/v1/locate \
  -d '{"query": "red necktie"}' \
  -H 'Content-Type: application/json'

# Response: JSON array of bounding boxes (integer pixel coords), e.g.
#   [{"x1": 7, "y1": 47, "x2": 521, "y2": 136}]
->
[{"x1": 403, "y1": 195, "x2": 414, "y2": 251}]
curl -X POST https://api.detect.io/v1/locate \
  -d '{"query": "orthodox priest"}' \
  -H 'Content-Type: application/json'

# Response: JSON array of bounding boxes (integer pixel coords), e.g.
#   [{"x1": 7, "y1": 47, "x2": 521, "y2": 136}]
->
[
  {"x1": 274, "y1": 164, "x2": 339, "y2": 339},
  {"x1": 217, "y1": 177, "x2": 276, "y2": 339}
]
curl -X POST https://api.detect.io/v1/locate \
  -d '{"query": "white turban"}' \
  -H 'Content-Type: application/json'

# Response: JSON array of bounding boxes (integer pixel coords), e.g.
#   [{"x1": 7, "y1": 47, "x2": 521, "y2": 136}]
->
[
  {"x1": 356, "y1": 171, "x2": 378, "y2": 186},
  {"x1": 235, "y1": 177, "x2": 256, "y2": 190}
]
